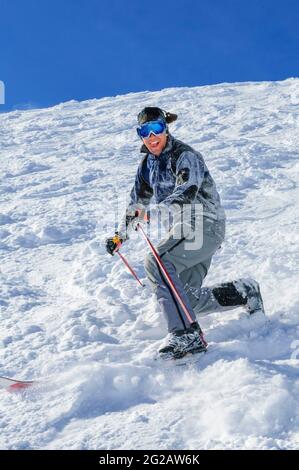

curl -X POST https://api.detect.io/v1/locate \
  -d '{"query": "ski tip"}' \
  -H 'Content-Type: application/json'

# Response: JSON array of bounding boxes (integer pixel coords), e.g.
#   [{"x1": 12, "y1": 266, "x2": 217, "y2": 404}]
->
[
  {"x1": 0, "y1": 375, "x2": 35, "y2": 392},
  {"x1": 9, "y1": 381, "x2": 34, "y2": 392}
]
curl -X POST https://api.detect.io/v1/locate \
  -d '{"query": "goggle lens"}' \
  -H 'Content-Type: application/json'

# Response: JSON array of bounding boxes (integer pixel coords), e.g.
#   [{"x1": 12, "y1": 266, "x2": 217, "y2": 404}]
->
[{"x1": 137, "y1": 120, "x2": 167, "y2": 139}]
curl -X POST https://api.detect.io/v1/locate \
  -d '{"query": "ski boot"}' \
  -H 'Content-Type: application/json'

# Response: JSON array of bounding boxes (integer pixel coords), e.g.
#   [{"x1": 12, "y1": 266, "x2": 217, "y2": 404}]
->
[
  {"x1": 212, "y1": 277, "x2": 265, "y2": 315},
  {"x1": 159, "y1": 323, "x2": 207, "y2": 360}
]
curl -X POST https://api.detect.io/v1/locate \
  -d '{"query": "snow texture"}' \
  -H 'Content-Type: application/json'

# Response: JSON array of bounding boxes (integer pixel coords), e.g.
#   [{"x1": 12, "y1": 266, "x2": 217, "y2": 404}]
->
[{"x1": 0, "y1": 79, "x2": 298, "y2": 450}]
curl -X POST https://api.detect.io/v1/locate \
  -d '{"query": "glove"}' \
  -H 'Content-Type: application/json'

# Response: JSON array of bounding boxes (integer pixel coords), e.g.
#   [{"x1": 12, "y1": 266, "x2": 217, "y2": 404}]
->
[
  {"x1": 116, "y1": 207, "x2": 150, "y2": 241},
  {"x1": 105, "y1": 233, "x2": 123, "y2": 256},
  {"x1": 127, "y1": 208, "x2": 150, "y2": 231}
]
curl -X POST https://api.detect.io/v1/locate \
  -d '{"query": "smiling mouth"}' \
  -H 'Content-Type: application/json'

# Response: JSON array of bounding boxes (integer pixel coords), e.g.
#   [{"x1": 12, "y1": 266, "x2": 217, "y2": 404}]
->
[{"x1": 150, "y1": 141, "x2": 160, "y2": 148}]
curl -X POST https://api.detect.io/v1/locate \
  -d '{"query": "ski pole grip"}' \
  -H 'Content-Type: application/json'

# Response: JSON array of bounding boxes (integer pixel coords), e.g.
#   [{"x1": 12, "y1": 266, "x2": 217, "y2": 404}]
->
[
  {"x1": 135, "y1": 209, "x2": 150, "y2": 223},
  {"x1": 112, "y1": 234, "x2": 122, "y2": 252}
]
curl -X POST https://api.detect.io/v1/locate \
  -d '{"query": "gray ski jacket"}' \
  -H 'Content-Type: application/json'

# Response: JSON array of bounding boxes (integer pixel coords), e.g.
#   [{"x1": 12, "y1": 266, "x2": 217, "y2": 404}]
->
[{"x1": 119, "y1": 135, "x2": 225, "y2": 237}]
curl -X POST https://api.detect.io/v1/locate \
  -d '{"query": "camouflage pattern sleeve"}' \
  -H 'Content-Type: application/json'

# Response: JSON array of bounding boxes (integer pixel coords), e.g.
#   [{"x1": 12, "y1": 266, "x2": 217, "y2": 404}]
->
[{"x1": 117, "y1": 160, "x2": 153, "y2": 240}]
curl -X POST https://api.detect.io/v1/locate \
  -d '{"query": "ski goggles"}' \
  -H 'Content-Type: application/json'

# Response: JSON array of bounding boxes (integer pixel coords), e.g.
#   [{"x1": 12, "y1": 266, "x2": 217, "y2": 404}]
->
[{"x1": 137, "y1": 120, "x2": 167, "y2": 139}]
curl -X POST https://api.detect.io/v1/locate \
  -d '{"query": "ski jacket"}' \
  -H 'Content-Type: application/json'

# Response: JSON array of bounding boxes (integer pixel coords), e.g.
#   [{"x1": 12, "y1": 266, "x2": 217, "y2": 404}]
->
[
  {"x1": 119, "y1": 135, "x2": 225, "y2": 237},
  {"x1": 131, "y1": 135, "x2": 224, "y2": 213}
]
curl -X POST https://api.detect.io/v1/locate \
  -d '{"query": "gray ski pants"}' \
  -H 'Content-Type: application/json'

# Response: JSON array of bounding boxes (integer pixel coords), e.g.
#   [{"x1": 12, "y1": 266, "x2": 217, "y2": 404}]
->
[{"x1": 144, "y1": 217, "x2": 226, "y2": 332}]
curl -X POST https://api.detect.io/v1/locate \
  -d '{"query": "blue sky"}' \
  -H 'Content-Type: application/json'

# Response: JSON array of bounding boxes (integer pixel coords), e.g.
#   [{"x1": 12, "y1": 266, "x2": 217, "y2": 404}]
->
[{"x1": 1, "y1": 0, "x2": 299, "y2": 111}]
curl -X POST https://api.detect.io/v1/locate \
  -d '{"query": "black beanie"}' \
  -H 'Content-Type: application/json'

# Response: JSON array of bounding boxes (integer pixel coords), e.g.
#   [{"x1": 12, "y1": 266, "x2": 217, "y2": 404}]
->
[{"x1": 137, "y1": 107, "x2": 178, "y2": 125}]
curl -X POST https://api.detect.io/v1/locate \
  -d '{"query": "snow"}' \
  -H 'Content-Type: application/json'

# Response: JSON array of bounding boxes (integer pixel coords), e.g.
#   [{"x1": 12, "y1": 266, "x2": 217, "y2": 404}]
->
[{"x1": 0, "y1": 79, "x2": 299, "y2": 450}]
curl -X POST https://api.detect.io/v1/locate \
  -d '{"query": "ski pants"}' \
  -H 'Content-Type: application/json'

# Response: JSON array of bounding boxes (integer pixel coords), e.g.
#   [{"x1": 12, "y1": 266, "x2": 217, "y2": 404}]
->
[{"x1": 144, "y1": 216, "x2": 226, "y2": 333}]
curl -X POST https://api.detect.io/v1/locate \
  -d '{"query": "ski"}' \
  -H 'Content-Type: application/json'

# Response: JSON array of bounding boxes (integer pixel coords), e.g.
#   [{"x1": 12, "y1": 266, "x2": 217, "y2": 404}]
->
[{"x1": 0, "y1": 375, "x2": 35, "y2": 391}]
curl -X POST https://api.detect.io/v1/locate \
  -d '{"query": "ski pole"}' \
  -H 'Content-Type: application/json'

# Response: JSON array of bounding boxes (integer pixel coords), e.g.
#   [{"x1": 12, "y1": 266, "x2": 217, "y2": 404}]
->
[
  {"x1": 116, "y1": 250, "x2": 145, "y2": 288},
  {"x1": 137, "y1": 223, "x2": 207, "y2": 346},
  {"x1": 111, "y1": 234, "x2": 144, "y2": 287}
]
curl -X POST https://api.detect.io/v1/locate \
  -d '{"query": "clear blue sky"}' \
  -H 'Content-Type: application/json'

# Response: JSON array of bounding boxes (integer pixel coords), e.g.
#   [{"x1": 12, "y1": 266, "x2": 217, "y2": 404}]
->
[{"x1": 1, "y1": 0, "x2": 299, "y2": 112}]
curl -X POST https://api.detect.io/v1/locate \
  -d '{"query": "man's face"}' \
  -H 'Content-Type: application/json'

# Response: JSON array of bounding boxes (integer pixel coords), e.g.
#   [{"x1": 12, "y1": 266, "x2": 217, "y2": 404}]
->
[{"x1": 142, "y1": 131, "x2": 168, "y2": 157}]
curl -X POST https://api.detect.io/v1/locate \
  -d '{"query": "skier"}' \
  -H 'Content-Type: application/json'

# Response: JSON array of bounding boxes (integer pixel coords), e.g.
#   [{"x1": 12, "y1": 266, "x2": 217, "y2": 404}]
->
[{"x1": 106, "y1": 107, "x2": 264, "y2": 360}]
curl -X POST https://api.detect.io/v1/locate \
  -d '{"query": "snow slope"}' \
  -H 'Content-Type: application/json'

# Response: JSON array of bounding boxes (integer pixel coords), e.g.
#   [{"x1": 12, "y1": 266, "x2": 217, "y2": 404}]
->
[{"x1": 0, "y1": 79, "x2": 298, "y2": 450}]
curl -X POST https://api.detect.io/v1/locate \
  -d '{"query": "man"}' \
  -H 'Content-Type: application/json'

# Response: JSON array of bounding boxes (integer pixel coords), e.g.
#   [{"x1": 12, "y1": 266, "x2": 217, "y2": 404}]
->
[{"x1": 106, "y1": 107, "x2": 264, "y2": 360}]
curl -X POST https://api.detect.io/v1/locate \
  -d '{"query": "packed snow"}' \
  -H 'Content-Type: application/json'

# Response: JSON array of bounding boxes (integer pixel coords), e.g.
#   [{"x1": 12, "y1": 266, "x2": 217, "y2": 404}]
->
[{"x1": 0, "y1": 79, "x2": 298, "y2": 450}]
